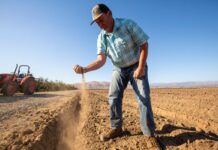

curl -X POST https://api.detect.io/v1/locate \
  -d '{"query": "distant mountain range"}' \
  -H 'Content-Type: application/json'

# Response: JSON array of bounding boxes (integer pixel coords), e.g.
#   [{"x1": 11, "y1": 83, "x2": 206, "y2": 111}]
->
[
  {"x1": 73, "y1": 81, "x2": 110, "y2": 89},
  {"x1": 73, "y1": 81, "x2": 218, "y2": 89},
  {"x1": 151, "y1": 81, "x2": 218, "y2": 88}
]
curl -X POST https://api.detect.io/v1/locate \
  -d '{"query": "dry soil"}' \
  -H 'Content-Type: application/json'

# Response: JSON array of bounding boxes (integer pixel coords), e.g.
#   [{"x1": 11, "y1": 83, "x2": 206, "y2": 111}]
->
[{"x1": 0, "y1": 88, "x2": 218, "y2": 150}]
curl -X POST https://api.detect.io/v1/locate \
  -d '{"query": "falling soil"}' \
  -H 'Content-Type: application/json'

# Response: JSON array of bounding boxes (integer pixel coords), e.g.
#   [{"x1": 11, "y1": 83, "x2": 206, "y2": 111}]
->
[
  {"x1": 81, "y1": 73, "x2": 88, "y2": 100},
  {"x1": 57, "y1": 96, "x2": 81, "y2": 150},
  {"x1": 57, "y1": 73, "x2": 89, "y2": 150}
]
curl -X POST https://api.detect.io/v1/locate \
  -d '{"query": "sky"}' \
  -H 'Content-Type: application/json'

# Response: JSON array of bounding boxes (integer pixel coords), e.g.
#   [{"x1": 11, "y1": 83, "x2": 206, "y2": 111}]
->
[{"x1": 0, "y1": 0, "x2": 218, "y2": 84}]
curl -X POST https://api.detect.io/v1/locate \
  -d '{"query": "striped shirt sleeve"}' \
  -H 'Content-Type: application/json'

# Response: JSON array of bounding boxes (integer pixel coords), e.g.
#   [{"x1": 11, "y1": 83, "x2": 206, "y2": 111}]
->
[
  {"x1": 97, "y1": 32, "x2": 107, "y2": 55},
  {"x1": 127, "y1": 20, "x2": 149, "y2": 46}
]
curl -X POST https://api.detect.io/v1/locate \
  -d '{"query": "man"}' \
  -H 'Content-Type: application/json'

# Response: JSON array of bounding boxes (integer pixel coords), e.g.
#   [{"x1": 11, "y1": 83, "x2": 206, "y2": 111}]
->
[{"x1": 74, "y1": 4, "x2": 161, "y2": 149}]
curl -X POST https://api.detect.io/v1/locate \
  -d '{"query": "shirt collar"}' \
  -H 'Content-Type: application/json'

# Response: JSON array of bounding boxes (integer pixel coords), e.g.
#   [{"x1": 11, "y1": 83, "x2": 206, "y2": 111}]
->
[{"x1": 104, "y1": 18, "x2": 119, "y2": 36}]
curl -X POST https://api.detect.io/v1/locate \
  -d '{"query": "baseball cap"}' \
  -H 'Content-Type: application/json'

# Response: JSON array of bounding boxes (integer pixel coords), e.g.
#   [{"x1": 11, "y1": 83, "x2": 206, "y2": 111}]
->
[{"x1": 90, "y1": 4, "x2": 110, "y2": 25}]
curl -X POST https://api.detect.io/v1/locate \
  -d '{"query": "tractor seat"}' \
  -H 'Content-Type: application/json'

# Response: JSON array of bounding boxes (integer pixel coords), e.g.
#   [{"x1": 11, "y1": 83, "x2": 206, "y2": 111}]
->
[{"x1": 18, "y1": 74, "x2": 25, "y2": 78}]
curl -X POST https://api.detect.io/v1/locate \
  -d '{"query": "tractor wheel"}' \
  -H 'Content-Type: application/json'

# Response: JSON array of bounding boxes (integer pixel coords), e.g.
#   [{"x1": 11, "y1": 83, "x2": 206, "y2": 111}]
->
[
  {"x1": 2, "y1": 81, "x2": 18, "y2": 96},
  {"x1": 22, "y1": 77, "x2": 36, "y2": 95}
]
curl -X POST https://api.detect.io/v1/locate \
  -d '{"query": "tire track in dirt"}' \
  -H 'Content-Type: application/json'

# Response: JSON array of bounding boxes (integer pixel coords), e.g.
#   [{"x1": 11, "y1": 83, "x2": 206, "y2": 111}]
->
[
  {"x1": 153, "y1": 106, "x2": 218, "y2": 134},
  {"x1": 151, "y1": 88, "x2": 218, "y2": 135}
]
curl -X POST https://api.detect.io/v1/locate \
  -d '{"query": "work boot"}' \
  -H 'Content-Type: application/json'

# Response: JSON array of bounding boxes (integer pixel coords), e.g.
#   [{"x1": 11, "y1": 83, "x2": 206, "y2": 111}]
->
[
  {"x1": 145, "y1": 136, "x2": 162, "y2": 150},
  {"x1": 100, "y1": 128, "x2": 123, "y2": 141}
]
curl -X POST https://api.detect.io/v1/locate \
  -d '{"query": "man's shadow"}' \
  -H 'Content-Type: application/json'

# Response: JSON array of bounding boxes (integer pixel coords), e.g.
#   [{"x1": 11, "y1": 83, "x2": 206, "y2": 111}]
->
[{"x1": 156, "y1": 124, "x2": 218, "y2": 149}]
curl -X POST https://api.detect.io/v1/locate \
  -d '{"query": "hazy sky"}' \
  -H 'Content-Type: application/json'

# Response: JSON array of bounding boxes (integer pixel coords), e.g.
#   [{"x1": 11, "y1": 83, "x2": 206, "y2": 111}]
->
[{"x1": 0, "y1": 0, "x2": 218, "y2": 84}]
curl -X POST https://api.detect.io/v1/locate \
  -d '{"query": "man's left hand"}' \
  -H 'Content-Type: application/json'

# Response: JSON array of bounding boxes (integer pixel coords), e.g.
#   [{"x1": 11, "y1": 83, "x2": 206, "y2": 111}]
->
[{"x1": 133, "y1": 67, "x2": 145, "y2": 79}]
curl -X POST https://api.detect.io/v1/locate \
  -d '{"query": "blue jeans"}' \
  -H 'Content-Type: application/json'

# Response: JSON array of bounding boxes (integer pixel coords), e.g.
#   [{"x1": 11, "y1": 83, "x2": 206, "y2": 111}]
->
[{"x1": 108, "y1": 63, "x2": 155, "y2": 136}]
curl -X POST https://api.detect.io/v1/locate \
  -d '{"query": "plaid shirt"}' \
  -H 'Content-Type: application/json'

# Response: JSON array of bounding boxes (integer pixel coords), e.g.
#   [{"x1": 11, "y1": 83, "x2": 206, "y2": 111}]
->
[{"x1": 97, "y1": 18, "x2": 149, "y2": 68}]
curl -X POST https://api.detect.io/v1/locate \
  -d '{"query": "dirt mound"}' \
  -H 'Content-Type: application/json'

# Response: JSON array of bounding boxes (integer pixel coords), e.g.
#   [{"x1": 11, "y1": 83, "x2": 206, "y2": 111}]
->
[
  {"x1": 27, "y1": 95, "x2": 82, "y2": 150},
  {"x1": 0, "y1": 91, "x2": 84, "y2": 150}
]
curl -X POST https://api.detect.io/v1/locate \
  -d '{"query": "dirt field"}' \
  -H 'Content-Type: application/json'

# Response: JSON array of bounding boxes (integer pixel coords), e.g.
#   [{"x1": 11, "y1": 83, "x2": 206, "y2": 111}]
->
[{"x1": 0, "y1": 88, "x2": 218, "y2": 150}]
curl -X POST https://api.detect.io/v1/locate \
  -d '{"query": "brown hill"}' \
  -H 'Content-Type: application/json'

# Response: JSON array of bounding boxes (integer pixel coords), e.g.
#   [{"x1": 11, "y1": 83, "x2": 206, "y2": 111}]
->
[{"x1": 73, "y1": 81, "x2": 110, "y2": 89}]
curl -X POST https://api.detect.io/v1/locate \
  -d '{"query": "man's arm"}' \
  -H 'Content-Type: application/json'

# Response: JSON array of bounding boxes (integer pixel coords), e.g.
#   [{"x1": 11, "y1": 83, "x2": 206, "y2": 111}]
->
[
  {"x1": 133, "y1": 42, "x2": 148, "y2": 78},
  {"x1": 73, "y1": 53, "x2": 106, "y2": 74}
]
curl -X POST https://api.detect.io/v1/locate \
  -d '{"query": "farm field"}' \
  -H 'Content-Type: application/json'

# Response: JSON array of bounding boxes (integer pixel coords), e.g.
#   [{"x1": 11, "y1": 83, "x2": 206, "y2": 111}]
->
[{"x1": 0, "y1": 88, "x2": 218, "y2": 150}]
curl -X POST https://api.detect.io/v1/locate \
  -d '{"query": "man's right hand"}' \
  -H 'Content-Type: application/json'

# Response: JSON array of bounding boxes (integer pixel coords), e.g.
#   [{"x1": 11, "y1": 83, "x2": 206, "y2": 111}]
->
[{"x1": 73, "y1": 65, "x2": 84, "y2": 74}]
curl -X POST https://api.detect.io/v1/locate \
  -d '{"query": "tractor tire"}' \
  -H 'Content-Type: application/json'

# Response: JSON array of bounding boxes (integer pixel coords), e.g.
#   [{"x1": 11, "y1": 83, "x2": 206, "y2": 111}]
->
[
  {"x1": 22, "y1": 77, "x2": 36, "y2": 95},
  {"x1": 2, "y1": 81, "x2": 18, "y2": 96}
]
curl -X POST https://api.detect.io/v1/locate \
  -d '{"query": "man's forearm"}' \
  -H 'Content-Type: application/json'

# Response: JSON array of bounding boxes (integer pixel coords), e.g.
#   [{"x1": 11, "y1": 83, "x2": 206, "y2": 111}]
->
[
  {"x1": 84, "y1": 59, "x2": 105, "y2": 72},
  {"x1": 83, "y1": 54, "x2": 106, "y2": 73},
  {"x1": 138, "y1": 42, "x2": 148, "y2": 69}
]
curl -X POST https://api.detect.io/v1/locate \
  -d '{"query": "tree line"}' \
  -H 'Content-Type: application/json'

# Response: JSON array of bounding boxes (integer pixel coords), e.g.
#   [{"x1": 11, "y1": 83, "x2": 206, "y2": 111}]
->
[{"x1": 35, "y1": 78, "x2": 77, "y2": 92}]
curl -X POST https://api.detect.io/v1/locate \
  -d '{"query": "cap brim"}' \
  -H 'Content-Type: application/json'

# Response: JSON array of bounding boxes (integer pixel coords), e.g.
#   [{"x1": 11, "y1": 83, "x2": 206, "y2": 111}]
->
[
  {"x1": 90, "y1": 20, "x2": 95, "y2": 25},
  {"x1": 90, "y1": 13, "x2": 103, "y2": 25}
]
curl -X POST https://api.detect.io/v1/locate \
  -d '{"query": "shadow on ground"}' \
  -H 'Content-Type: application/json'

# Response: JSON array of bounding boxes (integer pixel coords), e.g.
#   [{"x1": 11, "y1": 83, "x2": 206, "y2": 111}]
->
[{"x1": 156, "y1": 124, "x2": 218, "y2": 149}]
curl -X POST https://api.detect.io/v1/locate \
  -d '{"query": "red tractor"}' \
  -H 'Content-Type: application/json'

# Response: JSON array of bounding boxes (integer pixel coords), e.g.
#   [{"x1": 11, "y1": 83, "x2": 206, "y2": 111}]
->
[{"x1": 0, "y1": 64, "x2": 36, "y2": 96}]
